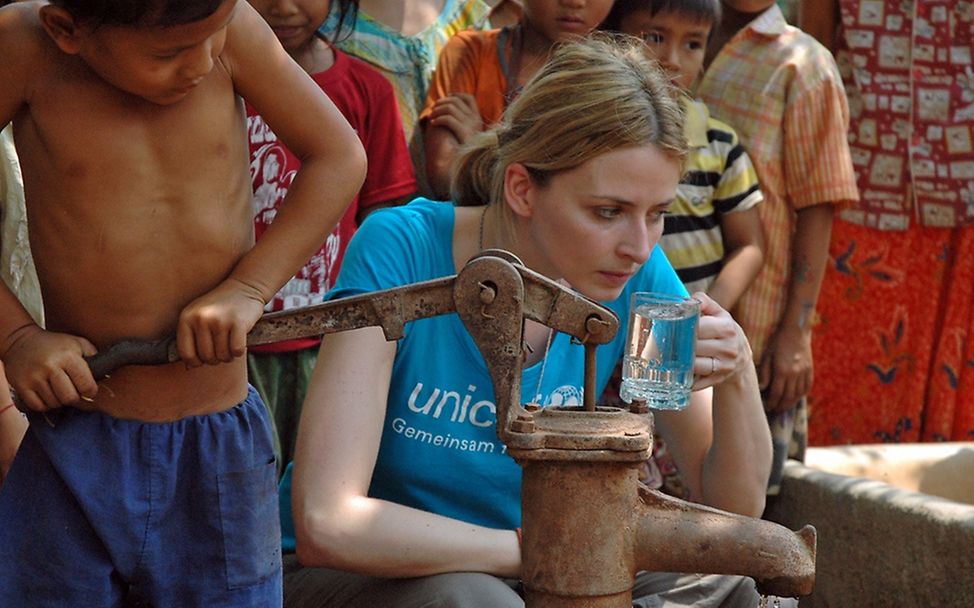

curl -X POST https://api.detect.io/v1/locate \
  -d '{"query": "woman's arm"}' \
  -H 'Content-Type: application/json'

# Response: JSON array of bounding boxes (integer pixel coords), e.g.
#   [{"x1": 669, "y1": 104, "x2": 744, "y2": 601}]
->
[
  {"x1": 653, "y1": 294, "x2": 771, "y2": 517},
  {"x1": 291, "y1": 327, "x2": 521, "y2": 578},
  {"x1": 706, "y1": 206, "x2": 765, "y2": 312}
]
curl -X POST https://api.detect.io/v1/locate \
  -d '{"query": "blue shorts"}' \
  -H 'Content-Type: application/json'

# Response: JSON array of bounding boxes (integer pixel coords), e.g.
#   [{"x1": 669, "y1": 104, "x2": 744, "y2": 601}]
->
[{"x1": 0, "y1": 386, "x2": 282, "y2": 608}]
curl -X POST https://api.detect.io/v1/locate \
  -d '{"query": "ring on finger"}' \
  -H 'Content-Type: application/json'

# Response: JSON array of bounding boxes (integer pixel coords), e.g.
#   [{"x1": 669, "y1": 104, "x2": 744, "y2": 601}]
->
[{"x1": 710, "y1": 356, "x2": 717, "y2": 376}]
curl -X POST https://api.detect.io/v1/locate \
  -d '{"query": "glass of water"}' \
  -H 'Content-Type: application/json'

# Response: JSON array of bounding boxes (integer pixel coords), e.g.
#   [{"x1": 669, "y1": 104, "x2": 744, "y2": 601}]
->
[{"x1": 619, "y1": 292, "x2": 700, "y2": 411}]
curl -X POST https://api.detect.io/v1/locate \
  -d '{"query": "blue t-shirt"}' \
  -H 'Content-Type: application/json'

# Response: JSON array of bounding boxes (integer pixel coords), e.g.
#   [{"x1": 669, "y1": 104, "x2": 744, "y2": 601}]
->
[{"x1": 280, "y1": 199, "x2": 686, "y2": 550}]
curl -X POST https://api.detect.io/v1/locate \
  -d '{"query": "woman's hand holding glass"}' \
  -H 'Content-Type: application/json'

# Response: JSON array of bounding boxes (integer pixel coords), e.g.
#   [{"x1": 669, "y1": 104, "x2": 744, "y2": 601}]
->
[{"x1": 689, "y1": 292, "x2": 753, "y2": 392}]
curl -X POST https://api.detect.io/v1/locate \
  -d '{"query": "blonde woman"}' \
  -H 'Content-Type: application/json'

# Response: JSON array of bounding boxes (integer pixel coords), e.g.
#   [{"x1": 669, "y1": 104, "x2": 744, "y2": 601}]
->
[{"x1": 285, "y1": 36, "x2": 773, "y2": 607}]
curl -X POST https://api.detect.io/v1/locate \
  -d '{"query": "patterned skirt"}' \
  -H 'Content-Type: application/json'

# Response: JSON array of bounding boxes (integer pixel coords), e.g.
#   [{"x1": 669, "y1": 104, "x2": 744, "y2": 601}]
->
[{"x1": 809, "y1": 219, "x2": 974, "y2": 444}]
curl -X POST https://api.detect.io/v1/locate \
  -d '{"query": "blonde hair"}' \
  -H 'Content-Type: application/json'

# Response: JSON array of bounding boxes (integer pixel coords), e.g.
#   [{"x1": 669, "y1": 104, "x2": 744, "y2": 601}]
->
[{"x1": 452, "y1": 34, "x2": 687, "y2": 208}]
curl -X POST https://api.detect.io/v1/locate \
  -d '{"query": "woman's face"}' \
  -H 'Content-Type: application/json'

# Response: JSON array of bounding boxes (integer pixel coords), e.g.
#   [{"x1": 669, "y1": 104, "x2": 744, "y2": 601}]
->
[{"x1": 511, "y1": 144, "x2": 682, "y2": 302}]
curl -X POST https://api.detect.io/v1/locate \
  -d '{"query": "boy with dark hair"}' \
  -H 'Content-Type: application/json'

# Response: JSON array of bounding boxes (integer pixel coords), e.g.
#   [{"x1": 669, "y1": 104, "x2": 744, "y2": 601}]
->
[{"x1": 0, "y1": 0, "x2": 366, "y2": 605}]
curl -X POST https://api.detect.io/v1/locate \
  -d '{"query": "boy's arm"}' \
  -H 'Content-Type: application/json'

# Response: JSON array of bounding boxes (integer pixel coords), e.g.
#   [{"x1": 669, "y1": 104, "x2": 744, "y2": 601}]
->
[
  {"x1": 706, "y1": 142, "x2": 766, "y2": 311},
  {"x1": 0, "y1": 7, "x2": 27, "y2": 130},
  {"x1": 0, "y1": 9, "x2": 30, "y2": 377},
  {"x1": 421, "y1": 33, "x2": 488, "y2": 200},
  {"x1": 707, "y1": 206, "x2": 764, "y2": 311},
  {"x1": 176, "y1": 2, "x2": 367, "y2": 367},
  {"x1": 419, "y1": 31, "x2": 496, "y2": 199},
  {"x1": 759, "y1": 203, "x2": 833, "y2": 413},
  {"x1": 0, "y1": 284, "x2": 98, "y2": 411},
  {"x1": 425, "y1": 95, "x2": 484, "y2": 200},
  {"x1": 0, "y1": 6, "x2": 98, "y2": 410},
  {"x1": 761, "y1": 46, "x2": 857, "y2": 413}
]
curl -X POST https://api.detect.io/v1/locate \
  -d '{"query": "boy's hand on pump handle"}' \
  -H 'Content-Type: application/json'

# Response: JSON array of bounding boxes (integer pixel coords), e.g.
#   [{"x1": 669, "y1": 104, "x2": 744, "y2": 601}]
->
[
  {"x1": 1, "y1": 325, "x2": 97, "y2": 412},
  {"x1": 176, "y1": 278, "x2": 266, "y2": 368}
]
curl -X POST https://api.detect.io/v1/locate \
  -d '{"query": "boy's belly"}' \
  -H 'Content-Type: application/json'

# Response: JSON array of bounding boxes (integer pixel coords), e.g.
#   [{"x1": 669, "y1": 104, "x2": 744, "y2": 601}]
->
[{"x1": 82, "y1": 357, "x2": 250, "y2": 422}]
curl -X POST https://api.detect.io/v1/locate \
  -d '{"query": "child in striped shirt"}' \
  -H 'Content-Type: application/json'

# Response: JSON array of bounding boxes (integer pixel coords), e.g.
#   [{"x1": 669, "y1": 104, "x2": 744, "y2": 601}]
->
[{"x1": 604, "y1": 0, "x2": 765, "y2": 310}]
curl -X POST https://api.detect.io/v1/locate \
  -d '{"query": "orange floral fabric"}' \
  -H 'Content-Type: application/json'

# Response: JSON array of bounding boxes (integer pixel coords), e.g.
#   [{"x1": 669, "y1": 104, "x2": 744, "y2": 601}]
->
[{"x1": 810, "y1": 221, "x2": 974, "y2": 443}]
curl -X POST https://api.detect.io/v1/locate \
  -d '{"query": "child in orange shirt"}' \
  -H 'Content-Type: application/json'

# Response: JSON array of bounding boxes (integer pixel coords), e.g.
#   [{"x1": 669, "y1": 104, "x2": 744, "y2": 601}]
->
[{"x1": 421, "y1": 0, "x2": 614, "y2": 198}]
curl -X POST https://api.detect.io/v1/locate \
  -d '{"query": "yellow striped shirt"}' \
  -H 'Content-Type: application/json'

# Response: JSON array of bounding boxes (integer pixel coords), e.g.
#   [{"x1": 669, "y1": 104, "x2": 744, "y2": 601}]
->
[{"x1": 660, "y1": 98, "x2": 763, "y2": 295}]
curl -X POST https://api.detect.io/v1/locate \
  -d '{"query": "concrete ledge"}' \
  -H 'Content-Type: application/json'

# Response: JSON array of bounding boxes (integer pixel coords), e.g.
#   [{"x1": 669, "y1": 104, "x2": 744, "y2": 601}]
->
[
  {"x1": 765, "y1": 460, "x2": 974, "y2": 607},
  {"x1": 805, "y1": 443, "x2": 974, "y2": 504}
]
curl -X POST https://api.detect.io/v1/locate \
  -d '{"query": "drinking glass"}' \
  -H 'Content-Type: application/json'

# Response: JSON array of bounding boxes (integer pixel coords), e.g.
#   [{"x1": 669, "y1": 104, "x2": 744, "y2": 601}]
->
[{"x1": 619, "y1": 292, "x2": 700, "y2": 410}]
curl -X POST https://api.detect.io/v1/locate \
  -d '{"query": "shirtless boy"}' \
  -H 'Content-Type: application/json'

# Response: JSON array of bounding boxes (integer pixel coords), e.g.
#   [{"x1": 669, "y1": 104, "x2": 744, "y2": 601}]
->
[{"x1": 0, "y1": 0, "x2": 365, "y2": 605}]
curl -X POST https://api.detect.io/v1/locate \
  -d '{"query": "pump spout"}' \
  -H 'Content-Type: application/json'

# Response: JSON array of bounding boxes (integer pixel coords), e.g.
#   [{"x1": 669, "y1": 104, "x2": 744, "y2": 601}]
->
[
  {"x1": 633, "y1": 486, "x2": 816, "y2": 598},
  {"x1": 517, "y1": 459, "x2": 816, "y2": 607}
]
